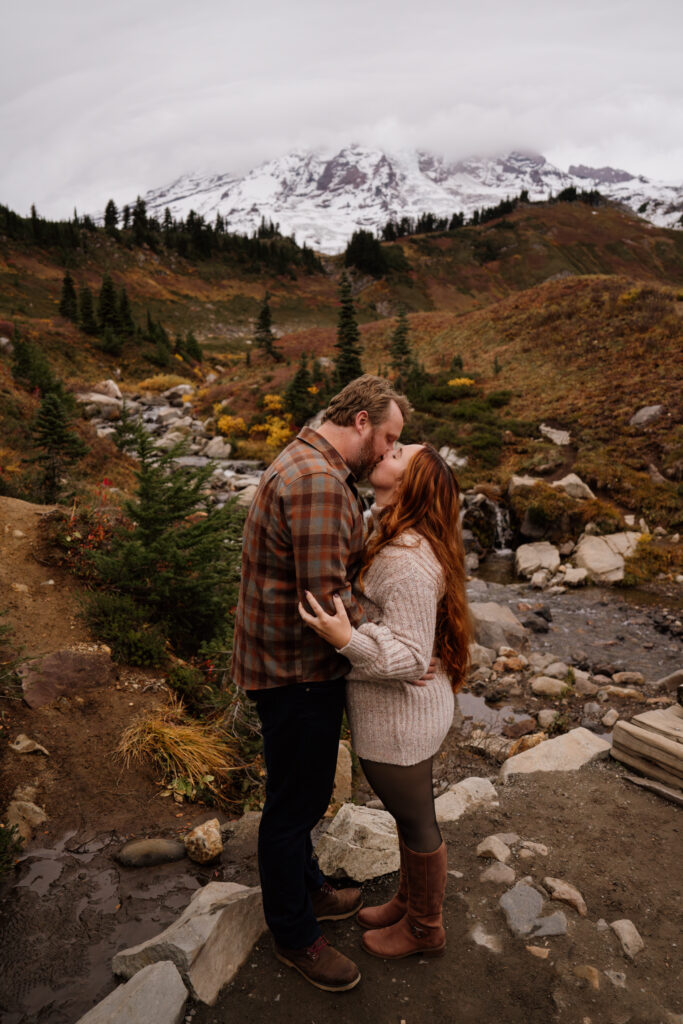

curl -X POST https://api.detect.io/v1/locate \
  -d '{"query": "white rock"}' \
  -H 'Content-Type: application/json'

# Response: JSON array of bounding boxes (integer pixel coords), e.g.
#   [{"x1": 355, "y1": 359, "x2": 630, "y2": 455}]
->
[
  {"x1": 563, "y1": 566, "x2": 589, "y2": 586},
  {"x1": 551, "y1": 473, "x2": 595, "y2": 500},
  {"x1": 435, "y1": 777, "x2": 499, "y2": 823},
  {"x1": 544, "y1": 661, "x2": 570, "y2": 679},
  {"x1": 530, "y1": 569, "x2": 551, "y2": 589},
  {"x1": 204, "y1": 436, "x2": 233, "y2": 460},
  {"x1": 508, "y1": 475, "x2": 540, "y2": 495},
  {"x1": 537, "y1": 709, "x2": 557, "y2": 729},
  {"x1": 235, "y1": 484, "x2": 258, "y2": 508},
  {"x1": 544, "y1": 876, "x2": 587, "y2": 915},
  {"x1": 610, "y1": 919, "x2": 645, "y2": 959},
  {"x1": 76, "y1": 961, "x2": 187, "y2": 1024},
  {"x1": 75, "y1": 391, "x2": 122, "y2": 409},
  {"x1": 539, "y1": 424, "x2": 571, "y2": 446},
  {"x1": 93, "y1": 379, "x2": 123, "y2": 400},
  {"x1": 574, "y1": 533, "x2": 641, "y2": 584},
  {"x1": 9, "y1": 733, "x2": 49, "y2": 755},
  {"x1": 438, "y1": 445, "x2": 468, "y2": 469},
  {"x1": 500, "y1": 728, "x2": 611, "y2": 780},
  {"x1": 469, "y1": 923, "x2": 503, "y2": 953},
  {"x1": 184, "y1": 819, "x2": 223, "y2": 864},
  {"x1": 480, "y1": 862, "x2": 516, "y2": 885},
  {"x1": 612, "y1": 671, "x2": 644, "y2": 686},
  {"x1": 629, "y1": 404, "x2": 663, "y2": 427},
  {"x1": 528, "y1": 652, "x2": 558, "y2": 672},
  {"x1": 476, "y1": 835, "x2": 511, "y2": 864},
  {"x1": 331, "y1": 741, "x2": 352, "y2": 807},
  {"x1": 515, "y1": 542, "x2": 561, "y2": 579},
  {"x1": 468, "y1": 642, "x2": 496, "y2": 669},
  {"x1": 113, "y1": 882, "x2": 265, "y2": 1005},
  {"x1": 468, "y1": 602, "x2": 527, "y2": 650},
  {"x1": 315, "y1": 804, "x2": 399, "y2": 881},
  {"x1": 531, "y1": 676, "x2": 568, "y2": 698},
  {"x1": 521, "y1": 841, "x2": 548, "y2": 856}
]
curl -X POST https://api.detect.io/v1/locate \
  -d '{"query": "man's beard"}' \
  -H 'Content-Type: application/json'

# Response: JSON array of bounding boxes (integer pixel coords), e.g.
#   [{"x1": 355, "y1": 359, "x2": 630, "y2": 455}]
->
[{"x1": 347, "y1": 434, "x2": 379, "y2": 481}]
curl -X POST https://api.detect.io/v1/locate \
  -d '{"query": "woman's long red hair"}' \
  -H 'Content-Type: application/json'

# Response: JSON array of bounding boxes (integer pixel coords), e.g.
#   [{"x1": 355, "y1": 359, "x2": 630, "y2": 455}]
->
[{"x1": 361, "y1": 444, "x2": 473, "y2": 691}]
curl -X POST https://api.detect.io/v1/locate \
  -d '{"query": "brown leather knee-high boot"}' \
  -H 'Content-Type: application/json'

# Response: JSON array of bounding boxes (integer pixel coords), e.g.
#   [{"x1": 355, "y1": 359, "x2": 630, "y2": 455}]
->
[
  {"x1": 357, "y1": 835, "x2": 408, "y2": 930},
  {"x1": 361, "y1": 841, "x2": 447, "y2": 959}
]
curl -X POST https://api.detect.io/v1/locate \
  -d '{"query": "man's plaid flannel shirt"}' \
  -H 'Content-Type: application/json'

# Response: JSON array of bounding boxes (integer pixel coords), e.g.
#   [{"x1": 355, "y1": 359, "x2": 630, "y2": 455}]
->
[{"x1": 231, "y1": 427, "x2": 366, "y2": 690}]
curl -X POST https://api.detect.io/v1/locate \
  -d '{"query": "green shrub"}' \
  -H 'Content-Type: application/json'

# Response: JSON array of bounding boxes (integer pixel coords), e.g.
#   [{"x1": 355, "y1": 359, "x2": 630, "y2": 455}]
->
[
  {"x1": 622, "y1": 537, "x2": 674, "y2": 586},
  {"x1": 487, "y1": 390, "x2": 512, "y2": 408},
  {"x1": 83, "y1": 592, "x2": 167, "y2": 666}
]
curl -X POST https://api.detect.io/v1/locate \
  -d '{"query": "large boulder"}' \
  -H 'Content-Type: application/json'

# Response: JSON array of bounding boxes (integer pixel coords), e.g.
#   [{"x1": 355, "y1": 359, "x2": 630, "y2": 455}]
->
[
  {"x1": 500, "y1": 728, "x2": 611, "y2": 781},
  {"x1": 315, "y1": 804, "x2": 399, "y2": 882},
  {"x1": 20, "y1": 649, "x2": 118, "y2": 709},
  {"x1": 468, "y1": 602, "x2": 527, "y2": 651},
  {"x1": 551, "y1": 473, "x2": 595, "y2": 500},
  {"x1": 113, "y1": 882, "x2": 265, "y2": 1005},
  {"x1": 515, "y1": 542, "x2": 561, "y2": 579},
  {"x1": 204, "y1": 437, "x2": 233, "y2": 460},
  {"x1": 574, "y1": 532, "x2": 642, "y2": 583},
  {"x1": 76, "y1": 962, "x2": 187, "y2": 1024}
]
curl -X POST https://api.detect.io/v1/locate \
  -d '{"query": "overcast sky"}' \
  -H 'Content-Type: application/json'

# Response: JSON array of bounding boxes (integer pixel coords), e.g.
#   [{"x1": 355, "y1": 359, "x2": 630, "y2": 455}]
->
[{"x1": 2, "y1": 0, "x2": 682, "y2": 219}]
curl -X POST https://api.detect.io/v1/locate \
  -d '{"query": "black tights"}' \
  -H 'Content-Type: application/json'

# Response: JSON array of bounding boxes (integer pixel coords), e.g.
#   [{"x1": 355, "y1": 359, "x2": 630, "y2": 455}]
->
[{"x1": 360, "y1": 755, "x2": 442, "y2": 853}]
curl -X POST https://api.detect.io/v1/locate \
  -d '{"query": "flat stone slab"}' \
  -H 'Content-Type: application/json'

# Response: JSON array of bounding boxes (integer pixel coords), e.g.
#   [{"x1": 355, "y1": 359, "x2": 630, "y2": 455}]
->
[
  {"x1": 315, "y1": 804, "x2": 399, "y2": 882},
  {"x1": 76, "y1": 961, "x2": 187, "y2": 1024},
  {"x1": 499, "y1": 882, "x2": 543, "y2": 935},
  {"x1": 20, "y1": 649, "x2": 117, "y2": 708},
  {"x1": 116, "y1": 839, "x2": 187, "y2": 868},
  {"x1": 435, "y1": 776, "x2": 499, "y2": 823},
  {"x1": 500, "y1": 728, "x2": 611, "y2": 781},
  {"x1": 113, "y1": 882, "x2": 265, "y2": 1005}
]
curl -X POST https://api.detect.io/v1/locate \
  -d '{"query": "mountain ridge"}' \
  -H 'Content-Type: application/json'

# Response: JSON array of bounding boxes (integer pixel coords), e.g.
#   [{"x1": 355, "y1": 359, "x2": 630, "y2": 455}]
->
[{"x1": 131, "y1": 146, "x2": 683, "y2": 253}]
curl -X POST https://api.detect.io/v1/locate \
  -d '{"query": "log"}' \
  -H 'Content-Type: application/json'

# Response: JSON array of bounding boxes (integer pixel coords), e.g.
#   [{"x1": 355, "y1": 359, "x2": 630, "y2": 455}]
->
[
  {"x1": 624, "y1": 773, "x2": 683, "y2": 807},
  {"x1": 610, "y1": 745, "x2": 683, "y2": 790},
  {"x1": 612, "y1": 721, "x2": 683, "y2": 777},
  {"x1": 631, "y1": 706, "x2": 683, "y2": 746}
]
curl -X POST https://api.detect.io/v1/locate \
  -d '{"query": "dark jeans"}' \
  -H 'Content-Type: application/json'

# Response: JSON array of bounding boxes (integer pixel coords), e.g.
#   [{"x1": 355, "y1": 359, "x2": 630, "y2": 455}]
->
[{"x1": 248, "y1": 678, "x2": 346, "y2": 949}]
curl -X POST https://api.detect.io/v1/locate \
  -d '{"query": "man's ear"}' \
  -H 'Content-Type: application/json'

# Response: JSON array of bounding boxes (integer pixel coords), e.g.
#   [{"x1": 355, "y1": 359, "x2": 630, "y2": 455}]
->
[{"x1": 355, "y1": 409, "x2": 369, "y2": 433}]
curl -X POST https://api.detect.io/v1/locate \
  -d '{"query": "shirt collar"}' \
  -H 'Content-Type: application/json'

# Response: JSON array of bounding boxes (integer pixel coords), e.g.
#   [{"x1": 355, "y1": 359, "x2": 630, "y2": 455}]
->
[{"x1": 297, "y1": 426, "x2": 358, "y2": 486}]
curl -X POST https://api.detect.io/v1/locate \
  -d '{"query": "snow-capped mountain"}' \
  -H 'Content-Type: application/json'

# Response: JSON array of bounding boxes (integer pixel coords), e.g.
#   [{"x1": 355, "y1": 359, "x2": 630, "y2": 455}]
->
[{"x1": 136, "y1": 146, "x2": 683, "y2": 254}]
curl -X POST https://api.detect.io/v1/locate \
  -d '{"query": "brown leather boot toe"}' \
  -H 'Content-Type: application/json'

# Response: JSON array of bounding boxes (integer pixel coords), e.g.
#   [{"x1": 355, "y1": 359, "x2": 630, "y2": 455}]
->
[
  {"x1": 311, "y1": 881, "x2": 363, "y2": 921},
  {"x1": 275, "y1": 936, "x2": 361, "y2": 991}
]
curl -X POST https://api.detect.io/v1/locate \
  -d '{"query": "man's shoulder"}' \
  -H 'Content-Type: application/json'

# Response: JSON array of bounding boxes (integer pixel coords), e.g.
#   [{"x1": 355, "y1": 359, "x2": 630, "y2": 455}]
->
[{"x1": 268, "y1": 436, "x2": 347, "y2": 489}]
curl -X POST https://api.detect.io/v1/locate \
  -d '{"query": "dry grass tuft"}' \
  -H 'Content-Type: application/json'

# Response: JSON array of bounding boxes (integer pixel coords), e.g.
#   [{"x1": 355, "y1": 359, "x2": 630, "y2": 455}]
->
[
  {"x1": 118, "y1": 697, "x2": 243, "y2": 806},
  {"x1": 136, "y1": 374, "x2": 192, "y2": 392}
]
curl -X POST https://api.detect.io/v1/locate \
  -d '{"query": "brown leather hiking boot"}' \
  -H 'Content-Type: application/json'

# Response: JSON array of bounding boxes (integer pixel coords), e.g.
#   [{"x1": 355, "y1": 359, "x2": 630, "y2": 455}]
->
[
  {"x1": 275, "y1": 936, "x2": 361, "y2": 992},
  {"x1": 361, "y1": 841, "x2": 447, "y2": 960},
  {"x1": 357, "y1": 836, "x2": 407, "y2": 930},
  {"x1": 311, "y1": 881, "x2": 363, "y2": 921}
]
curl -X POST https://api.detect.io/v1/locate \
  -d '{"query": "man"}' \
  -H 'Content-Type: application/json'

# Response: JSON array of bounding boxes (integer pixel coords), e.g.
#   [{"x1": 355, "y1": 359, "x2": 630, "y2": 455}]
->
[{"x1": 232, "y1": 375, "x2": 410, "y2": 992}]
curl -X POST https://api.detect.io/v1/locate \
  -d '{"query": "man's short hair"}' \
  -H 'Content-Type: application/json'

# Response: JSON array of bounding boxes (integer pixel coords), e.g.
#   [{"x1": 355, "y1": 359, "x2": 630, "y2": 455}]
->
[{"x1": 322, "y1": 374, "x2": 411, "y2": 427}]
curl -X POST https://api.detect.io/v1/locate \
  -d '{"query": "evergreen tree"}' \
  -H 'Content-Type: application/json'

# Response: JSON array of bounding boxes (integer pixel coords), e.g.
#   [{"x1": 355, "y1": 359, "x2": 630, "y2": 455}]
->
[
  {"x1": 58, "y1": 270, "x2": 78, "y2": 321},
  {"x1": 118, "y1": 287, "x2": 135, "y2": 336},
  {"x1": 12, "y1": 337, "x2": 57, "y2": 395},
  {"x1": 122, "y1": 204, "x2": 131, "y2": 229},
  {"x1": 254, "y1": 292, "x2": 282, "y2": 361},
  {"x1": 184, "y1": 329, "x2": 203, "y2": 362},
  {"x1": 344, "y1": 230, "x2": 388, "y2": 277},
  {"x1": 79, "y1": 286, "x2": 98, "y2": 334},
  {"x1": 97, "y1": 274, "x2": 120, "y2": 330},
  {"x1": 132, "y1": 196, "x2": 147, "y2": 244},
  {"x1": 99, "y1": 327, "x2": 123, "y2": 357},
  {"x1": 104, "y1": 199, "x2": 119, "y2": 235},
  {"x1": 334, "y1": 272, "x2": 363, "y2": 388},
  {"x1": 285, "y1": 352, "x2": 318, "y2": 426},
  {"x1": 389, "y1": 307, "x2": 412, "y2": 386},
  {"x1": 32, "y1": 393, "x2": 88, "y2": 501}
]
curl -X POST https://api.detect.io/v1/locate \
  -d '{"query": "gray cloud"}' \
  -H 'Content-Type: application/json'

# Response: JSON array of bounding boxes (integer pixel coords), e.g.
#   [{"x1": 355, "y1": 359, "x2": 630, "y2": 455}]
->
[{"x1": 1, "y1": 0, "x2": 682, "y2": 218}]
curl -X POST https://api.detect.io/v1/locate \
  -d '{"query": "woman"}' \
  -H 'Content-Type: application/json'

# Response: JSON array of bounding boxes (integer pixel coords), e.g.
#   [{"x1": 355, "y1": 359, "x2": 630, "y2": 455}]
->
[{"x1": 299, "y1": 443, "x2": 472, "y2": 960}]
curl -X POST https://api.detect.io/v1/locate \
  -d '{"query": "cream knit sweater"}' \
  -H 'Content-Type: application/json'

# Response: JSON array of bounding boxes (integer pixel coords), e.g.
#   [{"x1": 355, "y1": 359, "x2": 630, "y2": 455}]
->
[{"x1": 339, "y1": 517, "x2": 455, "y2": 766}]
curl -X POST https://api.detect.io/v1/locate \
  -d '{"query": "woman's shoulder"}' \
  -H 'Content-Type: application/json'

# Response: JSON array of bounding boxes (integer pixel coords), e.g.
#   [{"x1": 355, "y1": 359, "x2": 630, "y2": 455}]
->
[{"x1": 381, "y1": 531, "x2": 444, "y2": 583}]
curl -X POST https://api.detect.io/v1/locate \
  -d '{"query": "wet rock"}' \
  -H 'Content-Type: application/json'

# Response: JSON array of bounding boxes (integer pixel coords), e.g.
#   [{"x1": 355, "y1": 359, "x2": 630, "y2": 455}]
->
[
  {"x1": 516, "y1": 542, "x2": 561, "y2": 580},
  {"x1": 116, "y1": 838, "x2": 187, "y2": 868},
  {"x1": 602, "y1": 709, "x2": 619, "y2": 728},
  {"x1": 480, "y1": 862, "x2": 516, "y2": 886},
  {"x1": 113, "y1": 882, "x2": 265, "y2": 1005},
  {"x1": 315, "y1": 804, "x2": 399, "y2": 881},
  {"x1": 502, "y1": 718, "x2": 537, "y2": 740},
  {"x1": 573, "y1": 965, "x2": 600, "y2": 990},
  {"x1": 532, "y1": 911, "x2": 567, "y2": 936},
  {"x1": 476, "y1": 836, "x2": 511, "y2": 864},
  {"x1": 499, "y1": 882, "x2": 543, "y2": 935},
  {"x1": 469, "y1": 923, "x2": 503, "y2": 953},
  {"x1": 184, "y1": 819, "x2": 223, "y2": 864},
  {"x1": 435, "y1": 776, "x2": 499, "y2": 822},
  {"x1": 522, "y1": 615, "x2": 549, "y2": 633},
  {"x1": 76, "y1": 961, "x2": 188, "y2": 1024},
  {"x1": 543, "y1": 877, "x2": 587, "y2": 915},
  {"x1": 500, "y1": 727, "x2": 611, "y2": 780},
  {"x1": 630, "y1": 404, "x2": 663, "y2": 427},
  {"x1": 610, "y1": 918, "x2": 644, "y2": 959},
  {"x1": 468, "y1": 602, "x2": 527, "y2": 650},
  {"x1": 530, "y1": 569, "x2": 551, "y2": 589},
  {"x1": 551, "y1": 473, "x2": 595, "y2": 500},
  {"x1": 531, "y1": 676, "x2": 568, "y2": 698},
  {"x1": 20, "y1": 649, "x2": 117, "y2": 709},
  {"x1": 612, "y1": 671, "x2": 644, "y2": 686},
  {"x1": 9, "y1": 733, "x2": 49, "y2": 755}
]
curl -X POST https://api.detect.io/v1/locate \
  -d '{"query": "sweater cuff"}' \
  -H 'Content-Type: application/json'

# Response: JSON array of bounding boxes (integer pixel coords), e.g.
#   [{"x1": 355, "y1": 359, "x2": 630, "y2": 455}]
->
[{"x1": 336, "y1": 627, "x2": 377, "y2": 665}]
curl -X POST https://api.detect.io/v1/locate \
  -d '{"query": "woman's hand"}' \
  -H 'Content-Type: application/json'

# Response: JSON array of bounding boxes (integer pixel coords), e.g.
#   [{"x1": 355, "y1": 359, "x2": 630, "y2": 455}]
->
[{"x1": 298, "y1": 591, "x2": 353, "y2": 649}]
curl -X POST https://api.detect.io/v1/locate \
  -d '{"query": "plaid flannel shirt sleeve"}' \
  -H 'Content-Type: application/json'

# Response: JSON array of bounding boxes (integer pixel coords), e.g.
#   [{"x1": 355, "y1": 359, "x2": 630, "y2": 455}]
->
[{"x1": 284, "y1": 471, "x2": 366, "y2": 627}]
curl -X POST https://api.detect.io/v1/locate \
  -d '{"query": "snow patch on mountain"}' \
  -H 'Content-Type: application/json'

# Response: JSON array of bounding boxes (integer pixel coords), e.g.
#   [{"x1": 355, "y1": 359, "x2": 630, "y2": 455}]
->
[{"x1": 135, "y1": 146, "x2": 683, "y2": 254}]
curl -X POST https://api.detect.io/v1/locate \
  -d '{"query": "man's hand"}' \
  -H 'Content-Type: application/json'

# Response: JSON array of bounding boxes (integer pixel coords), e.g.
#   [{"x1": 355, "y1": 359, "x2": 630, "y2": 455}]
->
[
  {"x1": 408, "y1": 656, "x2": 438, "y2": 688},
  {"x1": 298, "y1": 591, "x2": 353, "y2": 649}
]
